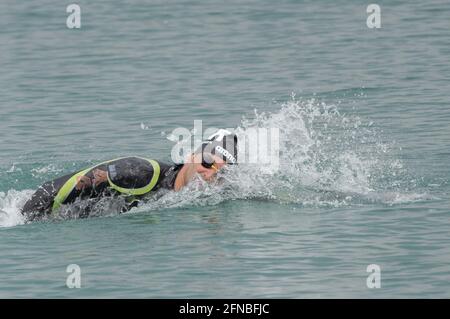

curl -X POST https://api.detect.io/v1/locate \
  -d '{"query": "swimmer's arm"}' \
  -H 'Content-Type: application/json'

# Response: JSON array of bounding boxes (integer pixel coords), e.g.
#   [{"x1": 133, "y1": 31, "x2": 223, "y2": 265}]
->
[
  {"x1": 174, "y1": 170, "x2": 186, "y2": 191},
  {"x1": 174, "y1": 161, "x2": 195, "y2": 191}
]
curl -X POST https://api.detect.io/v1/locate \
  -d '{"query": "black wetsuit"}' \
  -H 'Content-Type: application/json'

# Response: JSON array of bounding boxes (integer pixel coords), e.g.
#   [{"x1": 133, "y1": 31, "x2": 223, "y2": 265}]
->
[{"x1": 21, "y1": 157, "x2": 182, "y2": 221}]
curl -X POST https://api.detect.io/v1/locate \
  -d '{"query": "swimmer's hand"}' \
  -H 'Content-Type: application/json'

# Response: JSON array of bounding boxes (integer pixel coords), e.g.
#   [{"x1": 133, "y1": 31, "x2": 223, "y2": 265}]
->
[
  {"x1": 75, "y1": 169, "x2": 108, "y2": 190},
  {"x1": 76, "y1": 176, "x2": 91, "y2": 190},
  {"x1": 92, "y1": 169, "x2": 107, "y2": 186}
]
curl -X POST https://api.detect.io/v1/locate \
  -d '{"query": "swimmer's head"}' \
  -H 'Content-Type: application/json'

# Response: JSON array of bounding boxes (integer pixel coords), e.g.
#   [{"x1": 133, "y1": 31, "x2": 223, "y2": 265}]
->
[
  {"x1": 190, "y1": 129, "x2": 238, "y2": 182},
  {"x1": 174, "y1": 129, "x2": 238, "y2": 190},
  {"x1": 192, "y1": 152, "x2": 227, "y2": 182},
  {"x1": 195, "y1": 129, "x2": 238, "y2": 165}
]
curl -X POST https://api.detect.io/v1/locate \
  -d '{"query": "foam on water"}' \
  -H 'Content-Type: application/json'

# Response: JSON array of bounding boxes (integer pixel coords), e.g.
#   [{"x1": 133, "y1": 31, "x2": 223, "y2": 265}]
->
[
  {"x1": 0, "y1": 190, "x2": 32, "y2": 227},
  {"x1": 0, "y1": 98, "x2": 432, "y2": 227},
  {"x1": 135, "y1": 97, "x2": 431, "y2": 211}
]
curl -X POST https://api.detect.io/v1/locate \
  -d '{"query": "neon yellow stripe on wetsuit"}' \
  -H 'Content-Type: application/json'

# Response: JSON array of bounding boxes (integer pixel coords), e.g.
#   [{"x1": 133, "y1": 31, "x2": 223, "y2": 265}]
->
[
  {"x1": 107, "y1": 159, "x2": 160, "y2": 195},
  {"x1": 51, "y1": 157, "x2": 160, "y2": 213}
]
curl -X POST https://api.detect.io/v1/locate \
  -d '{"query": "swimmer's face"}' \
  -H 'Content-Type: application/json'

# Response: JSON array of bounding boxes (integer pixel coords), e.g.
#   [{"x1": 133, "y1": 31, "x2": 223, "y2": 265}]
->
[{"x1": 193, "y1": 153, "x2": 226, "y2": 182}]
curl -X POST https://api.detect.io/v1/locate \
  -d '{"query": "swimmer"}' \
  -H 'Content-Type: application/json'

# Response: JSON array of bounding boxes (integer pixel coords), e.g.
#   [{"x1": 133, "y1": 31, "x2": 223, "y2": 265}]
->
[{"x1": 21, "y1": 130, "x2": 238, "y2": 222}]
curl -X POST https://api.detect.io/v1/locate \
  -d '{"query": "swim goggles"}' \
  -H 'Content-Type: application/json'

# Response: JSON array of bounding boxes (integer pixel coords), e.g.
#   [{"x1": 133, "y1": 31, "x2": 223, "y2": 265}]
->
[{"x1": 200, "y1": 153, "x2": 219, "y2": 171}]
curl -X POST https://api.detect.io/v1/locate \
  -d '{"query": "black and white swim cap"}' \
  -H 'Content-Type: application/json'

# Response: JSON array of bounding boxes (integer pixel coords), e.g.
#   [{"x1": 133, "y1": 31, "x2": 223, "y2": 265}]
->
[{"x1": 196, "y1": 129, "x2": 238, "y2": 164}]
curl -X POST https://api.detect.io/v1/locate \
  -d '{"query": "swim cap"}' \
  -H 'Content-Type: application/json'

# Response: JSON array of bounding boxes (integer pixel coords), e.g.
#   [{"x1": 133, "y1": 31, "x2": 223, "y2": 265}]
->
[{"x1": 196, "y1": 129, "x2": 238, "y2": 164}]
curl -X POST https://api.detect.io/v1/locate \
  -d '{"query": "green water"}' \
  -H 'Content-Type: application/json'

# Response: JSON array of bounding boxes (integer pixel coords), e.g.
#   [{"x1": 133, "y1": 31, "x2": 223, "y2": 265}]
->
[{"x1": 1, "y1": 0, "x2": 449, "y2": 298}]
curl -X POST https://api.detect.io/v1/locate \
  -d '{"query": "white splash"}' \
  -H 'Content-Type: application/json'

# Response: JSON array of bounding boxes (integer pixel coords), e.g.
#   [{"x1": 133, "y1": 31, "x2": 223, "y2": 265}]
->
[
  {"x1": 0, "y1": 190, "x2": 32, "y2": 227},
  {"x1": 31, "y1": 164, "x2": 63, "y2": 177},
  {"x1": 135, "y1": 97, "x2": 425, "y2": 211}
]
